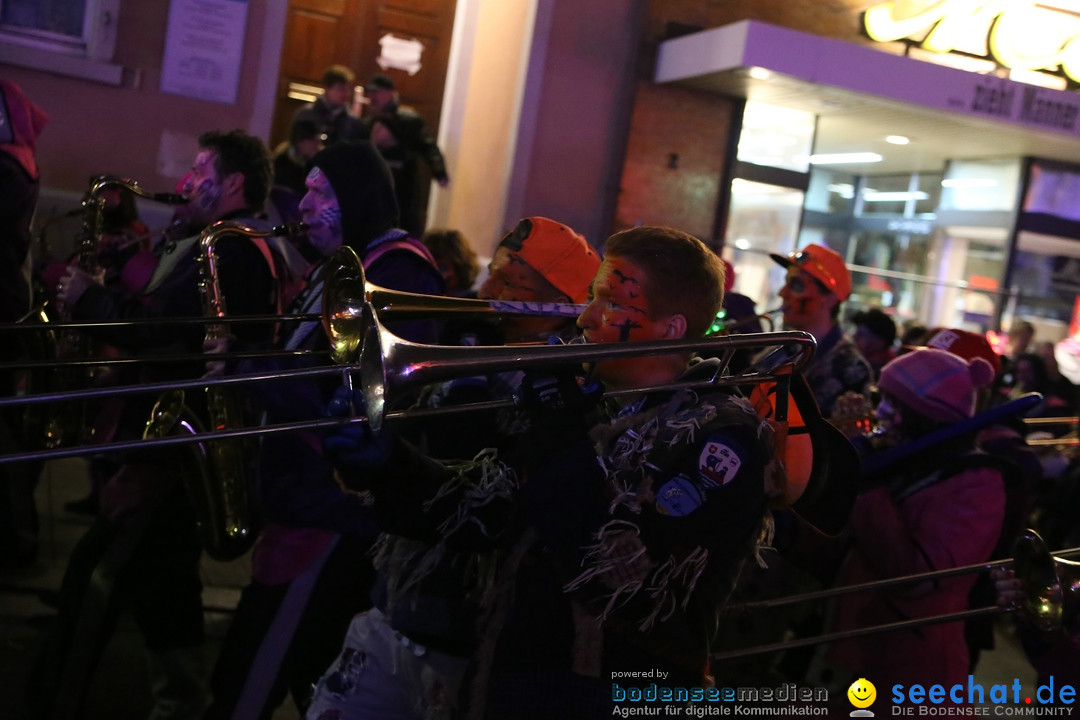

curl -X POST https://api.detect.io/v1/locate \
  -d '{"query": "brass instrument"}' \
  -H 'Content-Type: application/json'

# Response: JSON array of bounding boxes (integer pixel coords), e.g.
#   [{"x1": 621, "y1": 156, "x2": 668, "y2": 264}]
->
[
  {"x1": 30, "y1": 175, "x2": 188, "y2": 449},
  {"x1": 323, "y1": 246, "x2": 588, "y2": 364},
  {"x1": 710, "y1": 529, "x2": 1080, "y2": 661},
  {"x1": 353, "y1": 302, "x2": 817, "y2": 432},
  {"x1": 2, "y1": 292, "x2": 819, "y2": 467},
  {"x1": 143, "y1": 219, "x2": 302, "y2": 562}
]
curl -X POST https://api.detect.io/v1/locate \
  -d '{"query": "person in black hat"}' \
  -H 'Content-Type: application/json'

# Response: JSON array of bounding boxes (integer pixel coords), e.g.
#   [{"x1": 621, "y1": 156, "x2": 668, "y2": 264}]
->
[
  {"x1": 851, "y1": 306, "x2": 897, "y2": 381},
  {"x1": 360, "y1": 73, "x2": 450, "y2": 237},
  {"x1": 291, "y1": 64, "x2": 365, "y2": 146},
  {"x1": 272, "y1": 119, "x2": 324, "y2": 200},
  {"x1": 203, "y1": 140, "x2": 445, "y2": 720}
]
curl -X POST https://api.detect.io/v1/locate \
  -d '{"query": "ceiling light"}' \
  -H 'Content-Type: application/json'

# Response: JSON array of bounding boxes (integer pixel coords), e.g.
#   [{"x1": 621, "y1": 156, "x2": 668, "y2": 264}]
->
[
  {"x1": 862, "y1": 191, "x2": 930, "y2": 202},
  {"x1": 734, "y1": 238, "x2": 752, "y2": 250},
  {"x1": 747, "y1": 67, "x2": 772, "y2": 81},
  {"x1": 941, "y1": 178, "x2": 999, "y2": 188},
  {"x1": 885, "y1": 135, "x2": 910, "y2": 145},
  {"x1": 808, "y1": 152, "x2": 883, "y2": 165},
  {"x1": 1007, "y1": 68, "x2": 1068, "y2": 90}
]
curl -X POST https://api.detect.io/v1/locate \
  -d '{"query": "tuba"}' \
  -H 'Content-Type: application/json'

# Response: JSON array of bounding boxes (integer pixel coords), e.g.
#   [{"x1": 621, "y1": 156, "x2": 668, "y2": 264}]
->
[
  {"x1": 27, "y1": 175, "x2": 187, "y2": 449},
  {"x1": 144, "y1": 219, "x2": 302, "y2": 562}
]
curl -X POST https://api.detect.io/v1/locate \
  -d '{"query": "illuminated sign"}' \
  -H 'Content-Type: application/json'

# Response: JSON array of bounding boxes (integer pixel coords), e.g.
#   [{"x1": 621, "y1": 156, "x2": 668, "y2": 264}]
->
[{"x1": 863, "y1": 0, "x2": 1080, "y2": 84}]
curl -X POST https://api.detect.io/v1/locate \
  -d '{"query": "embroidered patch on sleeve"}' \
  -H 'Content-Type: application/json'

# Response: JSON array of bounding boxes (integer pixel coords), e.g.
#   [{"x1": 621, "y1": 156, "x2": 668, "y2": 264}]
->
[
  {"x1": 655, "y1": 475, "x2": 703, "y2": 517},
  {"x1": 698, "y1": 436, "x2": 744, "y2": 489}
]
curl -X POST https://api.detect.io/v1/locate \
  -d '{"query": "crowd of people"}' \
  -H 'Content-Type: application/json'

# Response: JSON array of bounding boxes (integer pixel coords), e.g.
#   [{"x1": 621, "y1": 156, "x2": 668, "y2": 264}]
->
[{"x1": 4, "y1": 66, "x2": 1080, "y2": 720}]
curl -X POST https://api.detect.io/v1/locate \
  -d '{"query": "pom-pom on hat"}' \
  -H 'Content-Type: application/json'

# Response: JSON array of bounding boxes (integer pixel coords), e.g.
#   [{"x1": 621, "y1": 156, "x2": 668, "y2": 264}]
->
[
  {"x1": 878, "y1": 348, "x2": 996, "y2": 423},
  {"x1": 497, "y1": 217, "x2": 600, "y2": 304}
]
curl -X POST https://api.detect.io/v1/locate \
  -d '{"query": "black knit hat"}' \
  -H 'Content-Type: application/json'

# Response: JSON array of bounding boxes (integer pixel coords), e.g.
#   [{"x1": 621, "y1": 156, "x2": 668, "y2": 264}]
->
[
  {"x1": 310, "y1": 140, "x2": 399, "y2": 249},
  {"x1": 852, "y1": 307, "x2": 897, "y2": 345},
  {"x1": 367, "y1": 74, "x2": 395, "y2": 91}
]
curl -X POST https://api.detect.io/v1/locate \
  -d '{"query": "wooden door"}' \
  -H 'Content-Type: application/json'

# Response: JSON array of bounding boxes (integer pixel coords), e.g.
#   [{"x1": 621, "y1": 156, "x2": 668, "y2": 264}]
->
[{"x1": 271, "y1": 0, "x2": 457, "y2": 151}]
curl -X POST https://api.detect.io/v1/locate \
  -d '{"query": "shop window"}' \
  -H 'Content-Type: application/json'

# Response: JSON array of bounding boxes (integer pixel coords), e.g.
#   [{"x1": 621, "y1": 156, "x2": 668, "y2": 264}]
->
[
  {"x1": 1024, "y1": 162, "x2": 1080, "y2": 221},
  {"x1": 737, "y1": 101, "x2": 814, "y2": 173},
  {"x1": 856, "y1": 172, "x2": 941, "y2": 218},
  {"x1": 805, "y1": 168, "x2": 856, "y2": 215},
  {"x1": 724, "y1": 179, "x2": 805, "y2": 312},
  {"x1": 941, "y1": 159, "x2": 1022, "y2": 212},
  {"x1": 0, "y1": 0, "x2": 120, "y2": 83}
]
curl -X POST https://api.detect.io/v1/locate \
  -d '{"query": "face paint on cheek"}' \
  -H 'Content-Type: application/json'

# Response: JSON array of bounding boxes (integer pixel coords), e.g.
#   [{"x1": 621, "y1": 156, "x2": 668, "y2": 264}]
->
[
  {"x1": 193, "y1": 179, "x2": 221, "y2": 211},
  {"x1": 613, "y1": 317, "x2": 644, "y2": 342},
  {"x1": 319, "y1": 206, "x2": 342, "y2": 234}
]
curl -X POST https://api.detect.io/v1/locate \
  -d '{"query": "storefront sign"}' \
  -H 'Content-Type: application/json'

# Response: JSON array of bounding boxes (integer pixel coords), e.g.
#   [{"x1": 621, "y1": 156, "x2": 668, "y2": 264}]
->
[
  {"x1": 967, "y1": 78, "x2": 1080, "y2": 131},
  {"x1": 864, "y1": 0, "x2": 1080, "y2": 84}
]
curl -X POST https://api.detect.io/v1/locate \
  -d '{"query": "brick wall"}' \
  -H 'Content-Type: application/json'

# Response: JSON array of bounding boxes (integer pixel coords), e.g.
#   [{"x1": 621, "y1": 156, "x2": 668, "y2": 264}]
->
[{"x1": 610, "y1": 0, "x2": 879, "y2": 244}]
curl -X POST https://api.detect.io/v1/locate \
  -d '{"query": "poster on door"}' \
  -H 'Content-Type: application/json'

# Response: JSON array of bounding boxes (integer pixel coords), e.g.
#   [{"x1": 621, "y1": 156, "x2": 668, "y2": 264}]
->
[{"x1": 160, "y1": 0, "x2": 249, "y2": 104}]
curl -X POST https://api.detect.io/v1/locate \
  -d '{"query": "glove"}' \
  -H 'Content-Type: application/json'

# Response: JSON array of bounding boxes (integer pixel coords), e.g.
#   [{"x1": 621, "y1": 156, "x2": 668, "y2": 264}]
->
[
  {"x1": 518, "y1": 369, "x2": 603, "y2": 458},
  {"x1": 517, "y1": 369, "x2": 602, "y2": 417},
  {"x1": 322, "y1": 384, "x2": 394, "y2": 470}
]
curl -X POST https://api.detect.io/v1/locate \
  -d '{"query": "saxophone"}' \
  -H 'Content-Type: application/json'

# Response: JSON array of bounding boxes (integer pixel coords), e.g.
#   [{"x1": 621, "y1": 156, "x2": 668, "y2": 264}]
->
[
  {"x1": 143, "y1": 219, "x2": 303, "y2": 562},
  {"x1": 29, "y1": 175, "x2": 187, "y2": 449}
]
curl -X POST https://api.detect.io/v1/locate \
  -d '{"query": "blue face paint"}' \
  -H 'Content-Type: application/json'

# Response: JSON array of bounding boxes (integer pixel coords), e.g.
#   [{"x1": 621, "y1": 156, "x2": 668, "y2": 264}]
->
[{"x1": 319, "y1": 206, "x2": 342, "y2": 234}]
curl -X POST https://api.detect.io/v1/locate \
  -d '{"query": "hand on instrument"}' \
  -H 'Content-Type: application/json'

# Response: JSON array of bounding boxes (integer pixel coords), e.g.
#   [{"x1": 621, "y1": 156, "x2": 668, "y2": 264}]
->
[
  {"x1": 202, "y1": 334, "x2": 233, "y2": 379},
  {"x1": 518, "y1": 369, "x2": 602, "y2": 418},
  {"x1": 322, "y1": 384, "x2": 393, "y2": 470},
  {"x1": 991, "y1": 566, "x2": 1024, "y2": 611},
  {"x1": 829, "y1": 390, "x2": 874, "y2": 439},
  {"x1": 55, "y1": 266, "x2": 104, "y2": 315}
]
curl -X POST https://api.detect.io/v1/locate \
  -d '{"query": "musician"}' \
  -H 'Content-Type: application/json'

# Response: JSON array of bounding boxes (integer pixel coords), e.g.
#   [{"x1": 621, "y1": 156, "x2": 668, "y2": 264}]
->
[
  {"x1": 295, "y1": 215, "x2": 597, "y2": 718},
  {"x1": 204, "y1": 140, "x2": 445, "y2": 720},
  {"x1": 0, "y1": 79, "x2": 48, "y2": 570},
  {"x1": 307, "y1": 227, "x2": 782, "y2": 718},
  {"x1": 770, "y1": 244, "x2": 871, "y2": 417},
  {"x1": 822, "y1": 348, "x2": 1006, "y2": 696},
  {"x1": 31, "y1": 129, "x2": 285, "y2": 720}
]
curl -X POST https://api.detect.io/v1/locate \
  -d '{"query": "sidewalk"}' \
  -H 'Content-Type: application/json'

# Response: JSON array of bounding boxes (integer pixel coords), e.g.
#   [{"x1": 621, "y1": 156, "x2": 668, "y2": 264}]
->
[{"x1": 0, "y1": 458, "x2": 298, "y2": 720}]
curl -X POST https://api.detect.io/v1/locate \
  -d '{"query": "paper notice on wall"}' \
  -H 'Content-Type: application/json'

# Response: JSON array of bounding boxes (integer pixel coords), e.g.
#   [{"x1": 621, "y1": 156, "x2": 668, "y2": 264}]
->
[{"x1": 160, "y1": 0, "x2": 249, "y2": 104}]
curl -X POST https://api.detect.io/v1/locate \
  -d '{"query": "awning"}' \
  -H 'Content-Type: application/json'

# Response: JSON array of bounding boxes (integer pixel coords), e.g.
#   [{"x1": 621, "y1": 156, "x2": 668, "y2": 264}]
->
[{"x1": 655, "y1": 20, "x2": 1080, "y2": 175}]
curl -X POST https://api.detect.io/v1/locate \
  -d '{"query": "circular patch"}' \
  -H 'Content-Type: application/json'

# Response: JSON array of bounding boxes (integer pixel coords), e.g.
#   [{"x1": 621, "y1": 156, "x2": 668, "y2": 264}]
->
[{"x1": 655, "y1": 475, "x2": 703, "y2": 517}]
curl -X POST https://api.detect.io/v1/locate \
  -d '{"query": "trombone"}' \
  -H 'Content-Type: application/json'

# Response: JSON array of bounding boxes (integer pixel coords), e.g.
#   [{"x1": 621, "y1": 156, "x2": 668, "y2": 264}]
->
[
  {"x1": 0, "y1": 289, "x2": 818, "y2": 465},
  {"x1": 710, "y1": 529, "x2": 1080, "y2": 661}
]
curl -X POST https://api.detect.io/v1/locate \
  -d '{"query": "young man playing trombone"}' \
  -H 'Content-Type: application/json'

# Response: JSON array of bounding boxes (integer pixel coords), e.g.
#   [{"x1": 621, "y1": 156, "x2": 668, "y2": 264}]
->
[{"x1": 307, "y1": 226, "x2": 784, "y2": 719}]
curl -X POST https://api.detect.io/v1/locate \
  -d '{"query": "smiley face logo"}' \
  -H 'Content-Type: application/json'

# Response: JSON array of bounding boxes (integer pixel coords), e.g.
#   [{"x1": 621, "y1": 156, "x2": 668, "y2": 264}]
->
[{"x1": 847, "y1": 678, "x2": 876, "y2": 709}]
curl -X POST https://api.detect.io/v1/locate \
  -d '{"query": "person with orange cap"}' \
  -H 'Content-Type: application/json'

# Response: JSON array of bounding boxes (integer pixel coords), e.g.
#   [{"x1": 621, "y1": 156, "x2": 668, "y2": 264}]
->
[{"x1": 770, "y1": 244, "x2": 871, "y2": 416}]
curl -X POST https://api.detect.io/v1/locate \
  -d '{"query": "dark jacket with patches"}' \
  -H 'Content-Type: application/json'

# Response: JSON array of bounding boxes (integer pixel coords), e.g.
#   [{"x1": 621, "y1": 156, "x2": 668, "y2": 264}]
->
[{"x1": 335, "y1": 358, "x2": 776, "y2": 714}]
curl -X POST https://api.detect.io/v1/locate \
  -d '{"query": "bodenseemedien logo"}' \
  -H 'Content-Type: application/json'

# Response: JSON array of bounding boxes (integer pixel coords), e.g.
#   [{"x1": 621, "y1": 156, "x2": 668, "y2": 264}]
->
[{"x1": 848, "y1": 678, "x2": 877, "y2": 717}]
